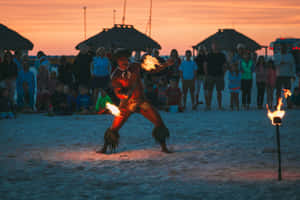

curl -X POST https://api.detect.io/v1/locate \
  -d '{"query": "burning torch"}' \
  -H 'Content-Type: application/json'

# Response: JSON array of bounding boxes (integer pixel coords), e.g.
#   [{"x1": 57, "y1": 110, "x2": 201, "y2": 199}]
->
[{"x1": 266, "y1": 89, "x2": 292, "y2": 181}]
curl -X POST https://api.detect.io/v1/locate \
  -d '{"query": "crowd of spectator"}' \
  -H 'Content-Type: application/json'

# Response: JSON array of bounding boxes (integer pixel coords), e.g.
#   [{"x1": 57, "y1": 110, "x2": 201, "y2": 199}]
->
[{"x1": 0, "y1": 42, "x2": 299, "y2": 119}]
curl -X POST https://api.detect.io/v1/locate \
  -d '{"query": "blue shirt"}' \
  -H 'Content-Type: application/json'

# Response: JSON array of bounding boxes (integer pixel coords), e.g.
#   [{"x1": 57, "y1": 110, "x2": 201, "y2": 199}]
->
[
  {"x1": 228, "y1": 71, "x2": 241, "y2": 93},
  {"x1": 22, "y1": 71, "x2": 35, "y2": 92},
  {"x1": 179, "y1": 60, "x2": 197, "y2": 80},
  {"x1": 91, "y1": 56, "x2": 111, "y2": 77},
  {"x1": 76, "y1": 94, "x2": 92, "y2": 110}
]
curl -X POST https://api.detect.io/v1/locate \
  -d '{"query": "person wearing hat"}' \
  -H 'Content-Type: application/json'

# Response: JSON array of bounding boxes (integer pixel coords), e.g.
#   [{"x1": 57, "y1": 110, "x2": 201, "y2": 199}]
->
[{"x1": 97, "y1": 48, "x2": 171, "y2": 154}]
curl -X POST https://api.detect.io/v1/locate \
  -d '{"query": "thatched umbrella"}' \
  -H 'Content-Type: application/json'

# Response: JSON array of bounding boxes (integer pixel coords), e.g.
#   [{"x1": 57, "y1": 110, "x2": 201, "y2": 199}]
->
[
  {"x1": 76, "y1": 24, "x2": 161, "y2": 51},
  {"x1": 193, "y1": 29, "x2": 261, "y2": 52},
  {"x1": 0, "y1": 24, "x2": 34, "y2": 51}
]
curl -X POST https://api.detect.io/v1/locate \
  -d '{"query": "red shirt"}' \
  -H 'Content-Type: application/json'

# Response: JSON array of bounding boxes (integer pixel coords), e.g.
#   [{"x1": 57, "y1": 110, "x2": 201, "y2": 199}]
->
[{"x1": 166, "y1": 87, "x2": 181, "y2": 105}]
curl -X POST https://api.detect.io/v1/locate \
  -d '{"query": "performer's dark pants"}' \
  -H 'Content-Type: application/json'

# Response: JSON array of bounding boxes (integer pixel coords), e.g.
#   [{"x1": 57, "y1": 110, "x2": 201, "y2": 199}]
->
[{"x1": 110, "y1": 99, "x2": 164, "y2": 132}]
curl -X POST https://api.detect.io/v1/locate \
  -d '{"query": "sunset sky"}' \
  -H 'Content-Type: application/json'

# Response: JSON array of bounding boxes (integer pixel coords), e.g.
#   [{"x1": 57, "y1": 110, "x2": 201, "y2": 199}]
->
[{"x1": 1, "y1": 0, "x2": 300, "y2": 55}]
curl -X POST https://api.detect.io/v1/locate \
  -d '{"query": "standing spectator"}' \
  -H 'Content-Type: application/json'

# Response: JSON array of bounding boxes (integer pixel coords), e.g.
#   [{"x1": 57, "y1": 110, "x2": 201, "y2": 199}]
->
[
  {"x1": 58, "y1": 56, "x2": 75, "y2": 88},
  {"x1": 151, "y1": 49, "x2": 167, "y2": 80},
  {"x1": 266, "y1": 60, "x2": 277, "y2": 108},
  {"x1": 255, "y1": 56, "x2": 267, "y2": 109},
  {"x1": 166, "y1": 78, "x2": 182, "y2": 112},
  {"x1": 21, "y1": 61, "x2": 35, "y2": 110},
  {"x1": 35, "y1": 51, "x2": 50, "y2": 72},
  {"x1": 194, "y1": 45, "x2": 207, "y2": 105},
  {"x1": 179, "y1": 50, "x2": 197, "y2": 110},
  {"x1": 240, "y1": 51, "x2": 254, "y2": 110},
  {"x1": 167, "y1": 49, "x2": 181, "y2": 81},
  {"x1": 204, "y1": 42, "x2": 227, "y2": 110},
  {"x1": 90, "y1": 47, "x2": 111, "y2": 104},
  {"x1": 48, "y1": 71, "x2": 58, "y2": 96},
  {"x1": 73, "y1": 45, "x2": 93, "y2": 89},
  {"x1": 232, "y1": 43, "x2": 246, "y2": 64},
  {"x1": 36, "y1": 65, "x2": 50, "y2": 111},
  {"x1": 274, "y1": 43, "x2": 296, "y2": 100},
  {"x1": 0, "y1": 51, "x2": 18, "y2": 102},
  {"x1": 13, "y1": 50, "x2": 25, "y2": 107},
  {"x1": 228, "y1": 63, "x2": 241, "y2": 111}
]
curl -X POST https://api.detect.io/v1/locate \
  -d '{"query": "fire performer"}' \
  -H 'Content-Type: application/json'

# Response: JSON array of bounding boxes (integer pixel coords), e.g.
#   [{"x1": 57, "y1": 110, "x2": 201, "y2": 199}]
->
[{"x1": 97, "y1": 49, "x2": 172, "y2": 154}]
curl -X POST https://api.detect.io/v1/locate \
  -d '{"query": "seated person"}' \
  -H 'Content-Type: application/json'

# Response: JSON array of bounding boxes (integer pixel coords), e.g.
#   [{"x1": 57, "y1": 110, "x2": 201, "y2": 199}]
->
[
  {"x1": 157, "y1": 78, "x2": 168, "y2": 110},
  {"x1": 95, "y1": 88, "x2": 113, "y2": 114},
  {"x1": 50, "y1": 82, "x2": 71, "y2": 115},
  {"x1": 36, "y1": 65, "x2": 50, "y2": 112},
  {"x1": 290, "y1": 87, "x2": 300, "y2": 108},
  {"x1": 64, "y1": 85, "x2": 77, "y2": 112},
  {"x1": 0, "y1": 87, "x2": 15, "y2": 119},
  {"x1": 145, "y1": 83, "x2": 158, "y2": 107},
  {"x1": 166, "y1": 79, "x2": 183, "y2": 112},
  {"x1": 76, "y1": 85, "x2": 92, "y2": 114}
]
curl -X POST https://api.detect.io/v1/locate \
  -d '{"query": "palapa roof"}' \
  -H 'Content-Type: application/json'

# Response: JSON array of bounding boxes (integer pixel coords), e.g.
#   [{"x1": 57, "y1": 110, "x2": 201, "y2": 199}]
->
[
  {"x1": 76, "y1": 24, "x2": 161, "y2": 51},
  {"x1": 193, "y1": 29, "x2": 261, "y2": 52},
  {"x1": 0, "y1": 24, "x2": 34, "y2": 51}
]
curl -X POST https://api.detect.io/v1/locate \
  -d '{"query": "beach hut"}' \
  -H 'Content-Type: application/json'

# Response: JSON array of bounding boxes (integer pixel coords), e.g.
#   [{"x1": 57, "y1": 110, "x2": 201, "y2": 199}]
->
[
  {"x1": 193, "y1": 29, "x2": 261, "y2": 52},
  {"x1": 0, "y1": 24, "x2": 34, "y2": 51},
  {"x1": 75, "y1": 24, "x2": 161, "y2": 52}
]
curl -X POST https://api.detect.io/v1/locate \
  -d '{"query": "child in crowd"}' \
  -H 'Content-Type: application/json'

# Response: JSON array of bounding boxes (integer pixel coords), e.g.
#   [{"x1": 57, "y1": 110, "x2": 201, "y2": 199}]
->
[
  {"x1": 166, "y1": 79, "x2": 183, "y2": 112},
  {"x1": 266, "y1": 60, "x2": 276, "y2": 109},
  {"x1": 290, "y1": 88, "x2": 300, "y2": 108},
  {"x1": 157, "y1": 78, "x2": 168, "y2": 110},
  {"x1": 145, "y1": 83, "x2": 158, "y2": 107},
  {"x1": 95, "y1": 89, "x2": 112, "y2": 114},
  {"x1": 76, "y1": 85, "x2": 92, "y2": 114},
  {"x1": 228, "y1": 63, "x2": 241, "y2": 111},
  {"x1": 64, "y1": 85, "x2": 77, "y2": 112},
  {"x1": 0, "y1": 87, "x2": 15, "y2": 119},
  {"x1": 21, "y1": 61, "x2": 35, "y2": 111},
  {"x1": 50, "y1": 82, "x2": 71, "y2": 115}
]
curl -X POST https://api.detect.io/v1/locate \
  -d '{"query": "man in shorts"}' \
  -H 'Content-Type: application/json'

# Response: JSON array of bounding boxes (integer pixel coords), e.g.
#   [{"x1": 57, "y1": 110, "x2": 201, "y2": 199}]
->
[
  {"x1": 204, "y1": 42, "x2": 227, "y2": 110},
  {"x1": 179, "y1": 50, "x2": 198, "y2": 110}
]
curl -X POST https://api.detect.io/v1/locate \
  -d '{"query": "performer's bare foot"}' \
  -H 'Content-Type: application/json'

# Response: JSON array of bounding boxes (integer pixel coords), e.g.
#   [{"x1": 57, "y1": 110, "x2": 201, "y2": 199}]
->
[{"x1": 161, "y1": 143, "x2": 172, "y2": 153}]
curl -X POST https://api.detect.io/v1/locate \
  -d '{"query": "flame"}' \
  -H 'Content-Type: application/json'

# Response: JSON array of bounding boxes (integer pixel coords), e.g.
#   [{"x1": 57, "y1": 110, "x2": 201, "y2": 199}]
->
[
  {"x1": 283, "y1": 89, "x2": 292, "y2": 99},
  {"x1": 266, "y1": 98, "x2": 285, "y2": 126},
  {"x1": 141, "y1": 55, "x2": 160, "y2": 71},
  {"x1": 106, "y1": 103, "x2": 120, "y2": 116},
  {"x1": 266, "y1": 89, "x2": 292, "y2": 126}
]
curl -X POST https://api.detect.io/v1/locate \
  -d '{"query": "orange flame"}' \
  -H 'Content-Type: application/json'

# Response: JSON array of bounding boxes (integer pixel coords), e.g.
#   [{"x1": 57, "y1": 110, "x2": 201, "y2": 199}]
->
[
  {"x1": 106, "y1": 103, "x2": 120, "y2": 116},
  {"x1": 266, "y1": 89, "x2": 292, "y2": 126},
  {"x1": 283, "y1": 89, "x2": 292, "y2": 99},
  {"x1": 141, "y1": 55, "x2": 160, "y2": 71}
]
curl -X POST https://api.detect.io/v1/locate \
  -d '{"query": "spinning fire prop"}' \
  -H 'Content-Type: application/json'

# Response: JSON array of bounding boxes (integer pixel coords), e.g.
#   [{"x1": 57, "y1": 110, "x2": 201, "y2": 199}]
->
[
  {"x1": 141, "y1": 55, "x2": 160, "y2": 71},
  {"x1": 106, "y1": 102, "x2": 120, "y2": 116},
  {"x1": 266, "y1": 89, "x2": 292, "y2": 181},
  {"x1": 141, "y1": 55, "x2": 174, "y2": 71}
]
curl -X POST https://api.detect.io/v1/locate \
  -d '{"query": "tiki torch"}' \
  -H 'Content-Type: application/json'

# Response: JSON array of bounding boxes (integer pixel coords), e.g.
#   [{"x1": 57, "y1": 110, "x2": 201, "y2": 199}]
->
[{"x1": 266, "y1": 89, "x2": 291, "y2": 181}]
